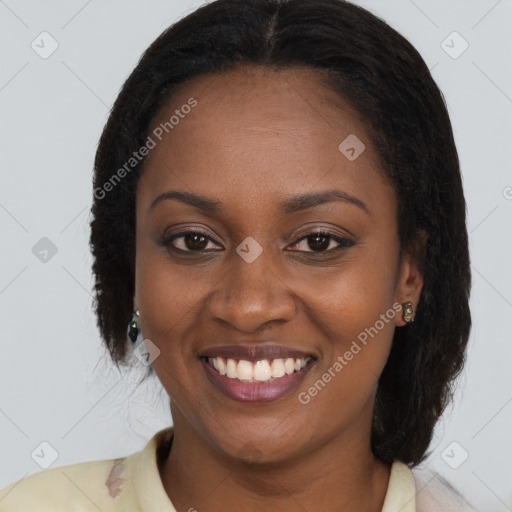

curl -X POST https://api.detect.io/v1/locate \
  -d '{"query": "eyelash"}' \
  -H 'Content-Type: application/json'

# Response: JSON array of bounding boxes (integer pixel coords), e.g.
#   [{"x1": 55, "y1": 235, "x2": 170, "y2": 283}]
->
[{"x1": 160, "y1": 229, "x2": 355, "y2": 255}]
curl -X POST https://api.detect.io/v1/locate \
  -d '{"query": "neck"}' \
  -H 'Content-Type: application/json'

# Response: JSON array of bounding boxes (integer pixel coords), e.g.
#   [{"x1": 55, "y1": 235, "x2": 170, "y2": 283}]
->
[{"x1": 159, "y1": 412, "x2": 391, "y2": 512}]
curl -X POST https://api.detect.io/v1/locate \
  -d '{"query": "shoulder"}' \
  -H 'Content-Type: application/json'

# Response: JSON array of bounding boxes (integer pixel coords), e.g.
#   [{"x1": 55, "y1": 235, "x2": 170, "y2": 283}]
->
[
  {"x1": 0, "y1": 454, "x2": 140, "y2": 510},
  {"x1": 0, "y1": 427, "x2": 174, "y2": 511},
  {"x1": 412, "y1": 465, "x2": 478, "y2": 512}
]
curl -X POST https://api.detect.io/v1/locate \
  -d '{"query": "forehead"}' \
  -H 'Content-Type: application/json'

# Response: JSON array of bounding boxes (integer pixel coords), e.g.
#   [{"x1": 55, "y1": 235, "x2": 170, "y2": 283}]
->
[{"x1": 138, "y1": 65, "x2": 392, "y2": 216}]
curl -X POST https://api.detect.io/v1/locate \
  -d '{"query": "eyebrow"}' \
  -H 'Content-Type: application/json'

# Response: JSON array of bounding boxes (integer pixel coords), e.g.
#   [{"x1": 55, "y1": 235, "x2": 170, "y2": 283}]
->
[{"x1": 149, "y1": 189, "x2": 368, "y2": 214}]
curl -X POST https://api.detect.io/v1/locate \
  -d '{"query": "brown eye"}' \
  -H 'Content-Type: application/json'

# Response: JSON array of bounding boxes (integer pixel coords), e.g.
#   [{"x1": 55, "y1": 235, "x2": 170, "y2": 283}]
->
[
  {"x1": 288, "y1": 231, "x2": 355, "y2": 253},
  {"x1": 306, "y1": 233, "x2": 331, "y2": 252},
  {"x1": 183, "y1": 233, "x2": 208, "y2": 251},
  {"x1": 163, "y1": 231, "x2": 223, "y2": 252}
]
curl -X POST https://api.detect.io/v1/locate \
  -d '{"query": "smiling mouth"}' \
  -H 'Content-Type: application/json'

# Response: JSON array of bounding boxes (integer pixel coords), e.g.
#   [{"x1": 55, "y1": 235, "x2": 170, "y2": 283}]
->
[{"x1": 202, "y1": 356, "x2": 314, "y2": 383}]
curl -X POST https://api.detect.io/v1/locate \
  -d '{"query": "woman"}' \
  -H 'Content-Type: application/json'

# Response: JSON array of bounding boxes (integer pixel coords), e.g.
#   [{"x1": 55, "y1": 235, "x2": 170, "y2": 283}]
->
[{"x1": 0, "y1": 0, "x2": 474, "y2": 510}]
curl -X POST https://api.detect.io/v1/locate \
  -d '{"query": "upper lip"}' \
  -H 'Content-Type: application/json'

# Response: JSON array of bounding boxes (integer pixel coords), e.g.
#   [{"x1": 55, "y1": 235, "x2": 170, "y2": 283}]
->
[{"x1": 199, "y1": 343, "x2": 316, "y2": 362}]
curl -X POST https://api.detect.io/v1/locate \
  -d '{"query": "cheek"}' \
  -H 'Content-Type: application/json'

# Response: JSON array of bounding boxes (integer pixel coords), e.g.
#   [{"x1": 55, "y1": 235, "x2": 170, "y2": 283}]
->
[
  {"x1": 296, "y1": 245, "x2": 400, "y2": 403},
  {"x1": 134, "y1": 226, "x2": 216, "y2": 334},
  {"x1": 300, "y1": 244, "x2": 399, "y2": 344},
  {"x1": 135, "y1": 258, "x2": 207, "y2": 410}
]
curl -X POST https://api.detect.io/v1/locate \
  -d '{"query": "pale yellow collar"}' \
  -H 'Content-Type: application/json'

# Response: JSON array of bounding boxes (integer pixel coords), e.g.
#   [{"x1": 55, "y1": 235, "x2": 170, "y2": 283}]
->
[{"x1": 381, "y1": 460, "x2": 416, "y2": 512}]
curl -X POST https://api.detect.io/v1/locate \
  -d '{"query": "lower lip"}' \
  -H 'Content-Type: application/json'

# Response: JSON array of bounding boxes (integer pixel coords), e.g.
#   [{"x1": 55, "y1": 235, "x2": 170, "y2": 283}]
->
[{"x1": 201, "y1": 358, "x2": 314, "y2": 403}]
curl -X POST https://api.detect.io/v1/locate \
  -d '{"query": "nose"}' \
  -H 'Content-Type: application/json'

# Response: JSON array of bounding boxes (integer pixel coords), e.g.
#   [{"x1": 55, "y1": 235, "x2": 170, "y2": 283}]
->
[{"x1": 207, "y1": 247, "x2": 296, "y2": 332}]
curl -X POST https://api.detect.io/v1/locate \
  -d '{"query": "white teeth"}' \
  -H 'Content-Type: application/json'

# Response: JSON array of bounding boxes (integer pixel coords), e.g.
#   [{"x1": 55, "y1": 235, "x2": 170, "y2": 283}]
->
[
  {"x1": 254, "y1": 360, "x2": 271, "y2": 381},
  {"x1": 237, "y1": 360, "x2": 253, "y2": 381},
  {"x1": 226, "y1": 358, "x2": 237, "y2": 378},
  {"x1": 284, "y1": 358, "x2": 295, "y2": 375},
  {"x1": 270, "y1": 359, "x2": 285, "y2": 378},
  {"x1": 217, "y1": 358, "x2": 227, "y2": 375},
  {"x1": 207, "y1": 356, "x2": 312, "y2": 383}
]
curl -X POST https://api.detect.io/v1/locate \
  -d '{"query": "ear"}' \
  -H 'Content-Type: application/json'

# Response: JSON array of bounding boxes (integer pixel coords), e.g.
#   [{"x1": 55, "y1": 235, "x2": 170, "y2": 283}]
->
[{"x1": 394, "y1": 232, "x2": 426, "y2": 327}]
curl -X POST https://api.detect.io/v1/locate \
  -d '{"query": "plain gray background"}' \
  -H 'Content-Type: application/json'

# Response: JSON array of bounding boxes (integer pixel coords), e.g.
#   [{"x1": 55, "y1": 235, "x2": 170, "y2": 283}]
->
[{"x1": 1, "y1": 0, "x2": 511, "y2": 510}]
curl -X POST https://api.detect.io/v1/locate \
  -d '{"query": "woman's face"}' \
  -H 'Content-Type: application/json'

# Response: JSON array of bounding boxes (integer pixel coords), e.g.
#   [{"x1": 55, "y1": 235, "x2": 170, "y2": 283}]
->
[{"x1": 135, "y1": 65, "x2": 423, "y2": 463}]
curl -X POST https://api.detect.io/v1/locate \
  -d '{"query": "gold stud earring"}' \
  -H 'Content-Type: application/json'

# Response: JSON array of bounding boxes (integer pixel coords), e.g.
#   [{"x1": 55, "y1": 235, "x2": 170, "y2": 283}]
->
[{"x1": 402, "y1": 302, "x2": 415, "y2": 323}]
